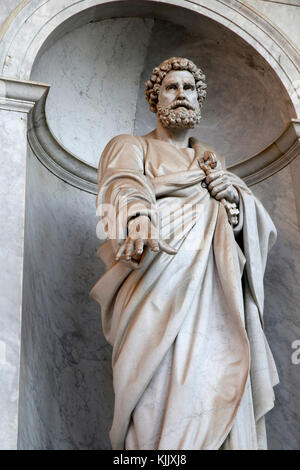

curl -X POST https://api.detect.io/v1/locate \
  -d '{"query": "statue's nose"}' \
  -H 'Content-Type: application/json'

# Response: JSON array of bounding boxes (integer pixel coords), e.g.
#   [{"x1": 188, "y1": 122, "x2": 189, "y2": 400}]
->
[{"x1": 176, "y1": 87, "x2": 185, "y2": 100}]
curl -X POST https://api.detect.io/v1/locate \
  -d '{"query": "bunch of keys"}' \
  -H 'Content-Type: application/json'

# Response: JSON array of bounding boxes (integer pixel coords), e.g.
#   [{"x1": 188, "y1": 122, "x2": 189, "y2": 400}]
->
[{"x1": 198, "y1": 151, "x2": 239, "y2": 226}]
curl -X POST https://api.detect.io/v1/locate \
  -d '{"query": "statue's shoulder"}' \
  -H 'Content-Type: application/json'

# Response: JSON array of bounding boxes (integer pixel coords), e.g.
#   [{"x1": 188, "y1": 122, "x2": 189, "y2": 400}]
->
[
  {"x1": 105, "y1": 133, "x2": 145, "y2": 149},
  {"x1": 99, "y1": 134, "x2": 146, "y2": 173}
]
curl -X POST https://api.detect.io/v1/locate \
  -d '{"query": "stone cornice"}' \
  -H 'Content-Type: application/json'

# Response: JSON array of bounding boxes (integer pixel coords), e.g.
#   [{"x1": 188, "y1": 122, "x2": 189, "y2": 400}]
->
[
  {"x1": 27, "y1": 86, "x2": 98, "y2": 194},
  {"x1": 229, "y1": 119, "x2": 300, "y2": 184},
  {"x1": 0, "y1": 76, "x2": 48, "y2": 113},
  {"x1": 0, "y1": 97, "x2": 34, "y2": 113},
  {"x1": 28, "y1": 84, "x2": 300, "y2": 191},
  {"x1": 2, "y1": 76, "x2": 299, "y2": 192},
  {"x1": 0, "y1": 0, "x2": 299, "y2": 116}
]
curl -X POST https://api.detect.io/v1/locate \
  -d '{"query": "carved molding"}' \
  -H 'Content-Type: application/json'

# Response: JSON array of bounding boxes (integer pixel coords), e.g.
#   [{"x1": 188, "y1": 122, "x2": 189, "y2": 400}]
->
[
  {"x1": 0, "y1": 0, "x2": 299, "y2": 116},
  {"x1": 27, "y1": 87, "x2": 97, "y2": 194},
  {"x1": 26, "y1": 82, "x2": 300, "y2": 191},
  {"x1": 250, "y1": 1, "x2": 300, "y2": 6},
  {"x1": 1, "y1": 1, "x2": 299, "y2": 189},
  {"x1": 0, "y1": 76, "x2": 47, "y2": 113},
  {"x1": 230, "y1": 119, "x2": 300, "y2": 185},
  {"x1": 1, "y1": 75, "x2": 298, "y2": 192},
  {"x1": 0, "y1": 97, "x2": 33, "y2": 113}
]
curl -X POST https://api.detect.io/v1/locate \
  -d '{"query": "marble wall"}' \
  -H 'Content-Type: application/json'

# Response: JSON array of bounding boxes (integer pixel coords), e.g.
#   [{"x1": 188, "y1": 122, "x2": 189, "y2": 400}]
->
[
  {"x1": 0, "y1": 0, "x2": 21, "y2": 28},
  {"x1": 18, "y1": 153, "x2": 300, "y2": 450},
  {"x1": 0, "y1": 108, "x2": 28, "y2": 449},
  {"x1": 0, "y1": 0, "x2": 299, "y2": 450},
  {"x1": 248, "y1": 0, "x2": 300, "y2": 51},
  {"x1": 31, "y1": 18, "x2": 154, "y2": 168},
  {"x1": 18, "y1": 149, "x2": 113, "y2": 449},
  {"x1": 31, "y1": 16, "x2": 292, "y2": 168},
  {"x1": 252, "y1": 167, "x2": 300, "y2": 450}
]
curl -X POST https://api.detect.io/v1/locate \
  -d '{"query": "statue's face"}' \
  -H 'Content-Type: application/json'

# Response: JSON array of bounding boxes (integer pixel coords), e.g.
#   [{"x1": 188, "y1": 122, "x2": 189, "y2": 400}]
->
[
  {"x1": 158, "y1": 70, "x2": 199, "y2": 111},
  {"x1": 157, "y1": 70, "x2": 201, "y2": 129}
]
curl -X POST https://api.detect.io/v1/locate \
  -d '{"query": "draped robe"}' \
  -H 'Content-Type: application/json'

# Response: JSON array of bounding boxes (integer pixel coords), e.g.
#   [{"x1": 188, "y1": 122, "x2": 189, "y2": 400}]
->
[{"x1": 90, "y1": 134, "x2": 279, "y2": 450}]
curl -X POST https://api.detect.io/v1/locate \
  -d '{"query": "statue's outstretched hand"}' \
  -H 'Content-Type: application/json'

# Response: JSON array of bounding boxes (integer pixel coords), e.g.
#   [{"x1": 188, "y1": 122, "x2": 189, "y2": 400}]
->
[{"x1": 115, "y1": 215, "x2": 177, "y2": 267}]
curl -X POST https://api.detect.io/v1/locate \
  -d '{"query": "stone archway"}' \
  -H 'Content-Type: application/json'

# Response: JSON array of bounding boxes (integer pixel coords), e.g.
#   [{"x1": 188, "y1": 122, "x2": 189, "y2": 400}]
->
[
  {"x1": 0, "y1": 0, "x2": 299, "y2": 115},
  {"x1": 1, "y1": 0, "x2": 299, "y2": 193},
  {"x1": 0, "y1": 0, "x2": 300, "y2": 450}
]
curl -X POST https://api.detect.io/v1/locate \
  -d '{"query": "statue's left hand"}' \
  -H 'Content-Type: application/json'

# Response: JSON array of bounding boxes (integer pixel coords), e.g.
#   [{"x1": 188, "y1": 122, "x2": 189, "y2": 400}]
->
[{"x1": 205, "y1": 169, "x2": 239, "y2": 206}]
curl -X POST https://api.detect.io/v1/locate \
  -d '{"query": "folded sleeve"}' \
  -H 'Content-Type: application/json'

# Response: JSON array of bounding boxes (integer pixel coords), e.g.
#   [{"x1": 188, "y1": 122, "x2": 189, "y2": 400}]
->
[{"x1": 97, "y1": 134, "x2": 158, "y2": 241}]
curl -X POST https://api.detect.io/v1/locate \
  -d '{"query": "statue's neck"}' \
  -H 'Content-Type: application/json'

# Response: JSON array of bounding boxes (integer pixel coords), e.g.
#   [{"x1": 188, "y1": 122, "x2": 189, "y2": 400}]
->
[{"x1": 151, "y1": 120, "x2": 191, "y2": 149}]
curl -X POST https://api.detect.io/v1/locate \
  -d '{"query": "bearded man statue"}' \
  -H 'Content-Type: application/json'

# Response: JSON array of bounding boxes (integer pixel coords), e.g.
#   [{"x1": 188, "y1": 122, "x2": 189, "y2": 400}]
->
[{"x1": 90, "y1": 57, "x2": 279, "y2": 450}]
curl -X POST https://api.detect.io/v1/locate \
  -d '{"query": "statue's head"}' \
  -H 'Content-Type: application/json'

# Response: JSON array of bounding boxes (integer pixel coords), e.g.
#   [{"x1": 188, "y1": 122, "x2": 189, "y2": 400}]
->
[{"x1": 145, "y1": 57, "x2": 206, "y2": 129}]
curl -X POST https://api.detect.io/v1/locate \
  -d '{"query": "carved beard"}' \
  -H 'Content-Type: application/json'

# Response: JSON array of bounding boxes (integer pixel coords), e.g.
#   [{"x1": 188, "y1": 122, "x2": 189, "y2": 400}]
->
[{"x1": 157, "y1": 102, "x2": 201, "y2": 129}]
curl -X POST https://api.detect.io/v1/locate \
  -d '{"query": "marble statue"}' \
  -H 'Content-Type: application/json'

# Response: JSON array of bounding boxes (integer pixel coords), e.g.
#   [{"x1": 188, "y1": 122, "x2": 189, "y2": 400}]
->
[{"x1": 90, "y1": 57, "x2": 279, "y2": 450}]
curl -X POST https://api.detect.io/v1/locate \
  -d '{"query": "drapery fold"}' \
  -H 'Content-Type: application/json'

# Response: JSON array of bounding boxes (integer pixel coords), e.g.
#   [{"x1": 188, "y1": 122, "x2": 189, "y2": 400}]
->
[{"x1": 90, "y1": 134, "x2": 278, "y2": 450}]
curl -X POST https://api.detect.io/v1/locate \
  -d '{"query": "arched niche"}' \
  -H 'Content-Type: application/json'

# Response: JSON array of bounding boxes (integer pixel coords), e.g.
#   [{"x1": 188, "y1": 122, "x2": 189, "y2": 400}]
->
[
  {"x1": 1, "y1": 0, "x2": 300, "y2": 192},
  {"x1": 0, "y1": 0, "x2": 297, "y2": 450}
]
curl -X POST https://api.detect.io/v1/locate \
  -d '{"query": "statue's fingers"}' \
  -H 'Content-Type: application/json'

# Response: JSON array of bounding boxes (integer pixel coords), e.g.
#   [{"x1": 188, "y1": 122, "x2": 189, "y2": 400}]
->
[
  {"x1": 115, "y1": 241, "x2": 127, "y2": 260},
  {"x1": 123, "y1": 238, "x2": 135, "y2": 260},
  {"x1": 210, "y1": 181, "x2": 230, "y2": 197},
  {"x1": 205, "y1": 170, "x2": 224, "y2": 185},
  {"x1": 208, "y1": 175, "x2": 229, "y2": 191},
  {"x1": 147, "y1": 238, "x2": 160, "y2": 252},
  {"x1": 133, "y1": 238, "x2": 144, "y2": 256},
  {"x1": 158, "y1": 240, "x2": 178, "y2": 255},
  {"x1": 206, "y1": 176, "x2": 220, "y2": 189},
  {"x1": 208, "y1": 178, "x2": 227, "y2": 192},
  {"x1": 215, "y1": 189, "x2": 232, "y2": 201}
]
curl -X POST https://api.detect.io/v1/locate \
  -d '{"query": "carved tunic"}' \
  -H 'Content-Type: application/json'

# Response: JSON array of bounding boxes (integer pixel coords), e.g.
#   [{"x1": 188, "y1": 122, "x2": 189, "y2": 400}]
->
[{"x1": 90, "y1": 134, "x2": 279, "y2": 450}]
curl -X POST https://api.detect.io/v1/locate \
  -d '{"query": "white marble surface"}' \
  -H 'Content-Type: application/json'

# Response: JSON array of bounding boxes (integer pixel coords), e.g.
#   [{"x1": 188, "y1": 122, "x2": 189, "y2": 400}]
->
[
  {"x1": 252, "y1": 163, "x2": 300, "y2": 450},
  {"x1": 133, "y1": 17, "x2": 292, "y2": 167},
  {"x1": 247, "y1": 0, "x2": 300, "y2": 50},
  {"x1": 0, "y1": 0, "x2": 21, "y2": 30},
  {"x1": 0, "y1": 0, "x2": 298, "y2": 119},
  {"x1": 17, "y1": 122, "x2": 300, "y2": 451},
  {"x1": 31, "y1": 18, "x2": 154, "y2": 167},
  {"x1": 290, "y1": 151, "x2": 300, "y2": 227},
  {"x1": 31, "y1": 17, "x2": 291, "y2": 168},
  {"x1": 0, "y1": 108, "x2": 27, "y2": 449},
  {"x1": 18, "y1": 149, "x2": 113, "y2": 449},
  {"x1": 0, "y1": 0, "x2": 299, "y2": 451}
]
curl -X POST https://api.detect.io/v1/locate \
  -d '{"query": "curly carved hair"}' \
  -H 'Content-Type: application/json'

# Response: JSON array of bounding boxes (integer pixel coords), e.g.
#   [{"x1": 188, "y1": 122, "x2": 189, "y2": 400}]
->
[{"x1": 145, "y1": 57, "x2": 207, "y2": 113}]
